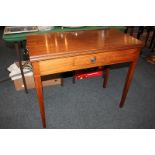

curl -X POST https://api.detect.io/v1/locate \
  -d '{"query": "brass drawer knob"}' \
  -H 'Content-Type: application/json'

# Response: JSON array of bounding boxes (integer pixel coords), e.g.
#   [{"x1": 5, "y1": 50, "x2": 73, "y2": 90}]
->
[{"x1": 90, "y1": 57, "x2": 96, "y2": 63}]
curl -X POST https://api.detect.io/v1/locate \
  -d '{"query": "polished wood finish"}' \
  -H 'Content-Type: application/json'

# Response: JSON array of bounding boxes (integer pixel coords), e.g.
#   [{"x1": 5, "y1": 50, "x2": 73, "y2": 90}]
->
[
  {"x1": 31, "y1": 49, "x2": 138, "y2": 76},
  {"x1": 27, "y1": 29, "x2": 143, "y2": 128},
  {"x1": 120, "y1": 61, "x2": 138, "y2": 108},
  {"x1": 27, "y1": 29, "x2": 142, "y2": 62},
  {"x1": 32, "y1": 62, "x2": 46, "y2": 128}
]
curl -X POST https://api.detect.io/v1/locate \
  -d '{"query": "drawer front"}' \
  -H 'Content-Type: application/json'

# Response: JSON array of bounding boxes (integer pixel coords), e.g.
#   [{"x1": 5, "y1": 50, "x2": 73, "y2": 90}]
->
[
  {"x1": 39, "y1": 57, "x2": 74, "y2": 75},
  {"x1": 74, "y1": 49, "x2": 138, "y2": 67},
  {"x1": 39, "y1": 49, "x2": 138, "y2": 75}
]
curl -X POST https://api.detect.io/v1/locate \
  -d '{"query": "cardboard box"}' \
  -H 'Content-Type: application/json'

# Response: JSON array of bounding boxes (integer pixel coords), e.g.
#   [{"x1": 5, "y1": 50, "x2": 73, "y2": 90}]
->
[
  {"x1": 14, "y1": 74, "x2": 62, "y2": 91},
  {"x1": 13, "y1": 61, "x2": 62, "y2": 91}
]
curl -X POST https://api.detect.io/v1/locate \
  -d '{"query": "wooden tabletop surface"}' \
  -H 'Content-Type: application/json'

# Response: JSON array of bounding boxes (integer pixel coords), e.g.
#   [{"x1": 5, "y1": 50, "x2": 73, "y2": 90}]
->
[{"x1": 27, "y1": 29, "x2": 143, "y2": 62}]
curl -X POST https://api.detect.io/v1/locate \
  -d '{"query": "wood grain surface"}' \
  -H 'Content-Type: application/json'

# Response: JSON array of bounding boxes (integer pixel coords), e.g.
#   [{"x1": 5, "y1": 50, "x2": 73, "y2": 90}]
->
[{"x1": 27, "y1": 29, "x2": 143, "y2": 62}]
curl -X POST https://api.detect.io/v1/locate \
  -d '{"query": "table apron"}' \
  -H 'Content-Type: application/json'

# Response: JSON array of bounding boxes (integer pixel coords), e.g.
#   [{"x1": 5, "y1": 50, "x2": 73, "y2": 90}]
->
[{"x1": 34, "y1": 49, "x2": 140, "y2": 76}]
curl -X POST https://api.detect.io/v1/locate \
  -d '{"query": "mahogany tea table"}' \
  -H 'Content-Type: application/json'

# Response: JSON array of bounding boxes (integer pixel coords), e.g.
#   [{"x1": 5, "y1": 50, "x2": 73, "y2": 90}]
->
[{"x1": 27, "y1": 29, "x2": 143, "y2": 128}]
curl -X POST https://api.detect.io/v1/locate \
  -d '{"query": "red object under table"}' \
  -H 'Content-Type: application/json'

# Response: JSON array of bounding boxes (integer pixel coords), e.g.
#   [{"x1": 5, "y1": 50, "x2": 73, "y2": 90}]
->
[{"x1": 74, "y1": 68, "x2": 103, "y2": 80}]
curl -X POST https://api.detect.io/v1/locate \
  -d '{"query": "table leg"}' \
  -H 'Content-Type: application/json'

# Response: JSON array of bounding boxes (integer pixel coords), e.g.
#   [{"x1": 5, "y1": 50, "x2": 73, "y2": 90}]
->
[
  {"x1": 119, "y1": 61, "x2": 137, "y2": 108},
  {"x1": 33, "y1": 63, "x2": 46, "y2": 128},
  {"x1": 103, "y1": 66, "x2": 110, "y2": 88},
  {"x1": 15, "y1": 42, "x2": 28, "y2": 93}
]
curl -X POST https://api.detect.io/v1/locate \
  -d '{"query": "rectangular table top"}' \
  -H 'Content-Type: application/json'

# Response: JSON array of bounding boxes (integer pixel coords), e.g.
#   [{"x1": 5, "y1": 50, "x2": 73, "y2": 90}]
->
[{"x1": 27, "y1": 29, "x2": 143, "y2": 62}]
